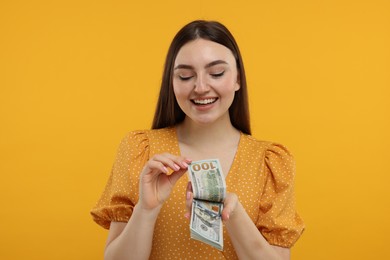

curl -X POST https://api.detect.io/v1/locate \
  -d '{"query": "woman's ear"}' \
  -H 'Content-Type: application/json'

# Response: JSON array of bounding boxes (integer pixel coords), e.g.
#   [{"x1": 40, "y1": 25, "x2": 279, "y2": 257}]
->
[{"x1": 235, "y1": 73, "x2": 241, "y2": 91}]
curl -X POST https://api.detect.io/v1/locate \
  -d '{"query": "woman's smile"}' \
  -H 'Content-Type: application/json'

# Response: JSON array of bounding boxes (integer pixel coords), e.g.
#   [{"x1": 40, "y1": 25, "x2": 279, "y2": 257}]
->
[{"x1": 192, "y1": 98, "x2": 218, "y2": 105}]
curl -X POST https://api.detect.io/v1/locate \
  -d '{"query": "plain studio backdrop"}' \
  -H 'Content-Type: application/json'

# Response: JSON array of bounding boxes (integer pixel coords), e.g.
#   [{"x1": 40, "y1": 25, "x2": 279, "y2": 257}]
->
[{"x1": 0, "y1": 0, "x2": 389, "y2": 259}]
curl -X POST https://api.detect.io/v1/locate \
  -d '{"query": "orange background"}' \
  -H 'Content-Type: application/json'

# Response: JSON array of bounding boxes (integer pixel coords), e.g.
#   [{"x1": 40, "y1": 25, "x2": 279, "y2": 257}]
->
[{"x1": 1, "y1": 0, "x2": 389, "y2": 259}]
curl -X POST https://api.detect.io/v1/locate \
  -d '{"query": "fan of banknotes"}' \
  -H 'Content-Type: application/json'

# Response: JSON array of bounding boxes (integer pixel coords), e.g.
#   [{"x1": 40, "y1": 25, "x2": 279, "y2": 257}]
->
[{"x1": 188, "y1": 159, "x2": 226, "y2": 251}]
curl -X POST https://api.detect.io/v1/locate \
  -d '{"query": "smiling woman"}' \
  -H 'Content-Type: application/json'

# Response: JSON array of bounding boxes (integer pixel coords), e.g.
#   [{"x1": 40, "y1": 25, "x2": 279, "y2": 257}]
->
[
  {"x1": 172, "y1": 39, "x2": 240, "y2": 125},
  {"x1": 152, "y1": 21, "x2": 251, "y2": 135},
  {"x1": 90, "y1": 20, "x2": 304, "y2": 260}
]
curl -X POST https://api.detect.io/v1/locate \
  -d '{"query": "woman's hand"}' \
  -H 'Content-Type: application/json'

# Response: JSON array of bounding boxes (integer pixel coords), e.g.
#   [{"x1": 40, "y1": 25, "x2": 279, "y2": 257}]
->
[
  {"x1": 138, "y1": 153, "x2": 191, "y2": 211},
  {"x1": 184, "y1": 181, "x2": 239, "y2": 221}
]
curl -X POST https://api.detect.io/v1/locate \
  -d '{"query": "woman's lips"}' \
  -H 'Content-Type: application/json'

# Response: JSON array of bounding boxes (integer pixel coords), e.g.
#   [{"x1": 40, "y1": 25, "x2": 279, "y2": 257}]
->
[{"x1": 191, "y1": 98, "x2": 218, "y2": 105}]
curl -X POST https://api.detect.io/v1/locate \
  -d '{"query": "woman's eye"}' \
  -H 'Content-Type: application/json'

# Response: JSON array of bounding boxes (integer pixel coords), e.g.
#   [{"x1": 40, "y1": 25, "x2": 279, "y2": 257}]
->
[
  {"x1": 179, "y1": 75, "x2": 193, "y2": 81},
  {"x1": 211, "y1": 71, "x2": 225, "y2": 78}
]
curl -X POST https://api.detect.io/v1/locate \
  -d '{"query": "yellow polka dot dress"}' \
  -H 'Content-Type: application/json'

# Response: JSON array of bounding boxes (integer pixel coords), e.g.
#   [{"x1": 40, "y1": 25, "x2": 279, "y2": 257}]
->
[{"x1": 91, "y1": 127, "x2": 304, "y2": 259}]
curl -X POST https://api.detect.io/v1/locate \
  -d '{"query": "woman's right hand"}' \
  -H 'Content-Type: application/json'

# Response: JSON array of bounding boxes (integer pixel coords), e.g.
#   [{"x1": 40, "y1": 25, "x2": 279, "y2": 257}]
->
[{"x1": 138, "y1": 153, "x2": 191, "y2": 211}]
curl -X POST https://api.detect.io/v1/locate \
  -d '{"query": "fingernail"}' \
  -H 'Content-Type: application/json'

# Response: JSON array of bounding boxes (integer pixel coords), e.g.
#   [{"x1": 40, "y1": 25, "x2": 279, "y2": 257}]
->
[
  {"x1": 186, "y1": 192, "x2": 191, "y2": 200},
  {"x1": 163, "y1": 166, "x2": 169, "y2": 173},
  {"x1": 182, "y1": 161, "x2": 188, "y2": 168},
  {"x1": 174, "y1": 163, "x2": 180, "y2": 170},
  {"x1": 184, "y1": 212, "x2": 190, "y2": 219}
]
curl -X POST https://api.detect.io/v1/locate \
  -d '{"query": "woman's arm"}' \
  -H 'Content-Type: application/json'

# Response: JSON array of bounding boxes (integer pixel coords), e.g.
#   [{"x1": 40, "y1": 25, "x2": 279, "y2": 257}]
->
[
  {"x1": 104, "y1": 154, "x2": 191, "y2": 260},
  {"x1": 104, "y1": 206, "x2": 160, "y2": 260},
  {"x1": 223, "y1": 196, "x2": 290, "y2": 260}
]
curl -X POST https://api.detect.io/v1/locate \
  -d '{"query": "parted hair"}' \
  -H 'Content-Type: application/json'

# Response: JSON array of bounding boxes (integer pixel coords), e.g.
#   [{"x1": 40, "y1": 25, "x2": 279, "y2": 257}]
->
[{"x1": 152, "y1": 20, "x2": 251, "y2": 135}]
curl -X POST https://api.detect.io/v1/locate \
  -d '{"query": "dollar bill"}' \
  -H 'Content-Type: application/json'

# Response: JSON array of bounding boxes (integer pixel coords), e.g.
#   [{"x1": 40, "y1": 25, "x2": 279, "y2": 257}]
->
[{"x1": 188, "y1": 159, "x2": 226, "y2": 250}]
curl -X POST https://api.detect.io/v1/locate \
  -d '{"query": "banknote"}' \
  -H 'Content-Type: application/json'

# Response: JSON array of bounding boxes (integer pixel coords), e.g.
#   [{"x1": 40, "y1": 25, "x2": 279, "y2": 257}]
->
[{"x1": 188, "y1": 159, "x2": 226, "y2": 250}]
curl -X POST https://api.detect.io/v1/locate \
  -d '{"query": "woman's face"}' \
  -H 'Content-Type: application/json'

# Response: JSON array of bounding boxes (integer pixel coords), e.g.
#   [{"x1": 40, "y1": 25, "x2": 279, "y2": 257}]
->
[{"x1": 172, "y1": 39, "x2": 240, "y2": 126}]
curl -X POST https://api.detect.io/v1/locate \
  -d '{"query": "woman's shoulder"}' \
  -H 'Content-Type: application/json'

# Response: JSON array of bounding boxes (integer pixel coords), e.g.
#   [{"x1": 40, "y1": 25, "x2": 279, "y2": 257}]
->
[
  {"x1": 118, "y1": 127, "x2": 176, "y2": 151},
  {"x1": 241, "y1": 134, "x2": 296, "y2": 180},
  {"x1": 240, "y1": 133, "x2": 294, "y2": 160},
  {"x1": 122, "y1": 127, "x2": 175, "y2": 140},
  {"x1": 120, "y1": 127, "x2": 178, "y2": 156}
]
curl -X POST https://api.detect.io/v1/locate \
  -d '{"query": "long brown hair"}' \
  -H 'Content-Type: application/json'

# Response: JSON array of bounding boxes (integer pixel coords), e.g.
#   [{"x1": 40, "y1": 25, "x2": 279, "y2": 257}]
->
[{"x1": 152, "y1": 20, "x2": 251, "y2": 135}]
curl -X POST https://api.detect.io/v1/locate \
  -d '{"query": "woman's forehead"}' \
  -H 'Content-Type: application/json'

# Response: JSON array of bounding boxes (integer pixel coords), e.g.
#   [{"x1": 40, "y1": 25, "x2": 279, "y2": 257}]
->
[{"x1": 174, "y1": 39, "x2": 235, "y2": 67}]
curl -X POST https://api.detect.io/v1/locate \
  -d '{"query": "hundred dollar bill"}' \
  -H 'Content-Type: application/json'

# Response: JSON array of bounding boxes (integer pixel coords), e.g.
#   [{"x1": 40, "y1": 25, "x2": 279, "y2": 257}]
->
[
  {"x1": 188, "y1": 159, "x2": 226, "y2": 250},
  {"x1": 190, "y1": 200, "x2": 224, "y2": 250},
  {"x1": 188, "y1": 159, "x2": 226, "y2": 202}
]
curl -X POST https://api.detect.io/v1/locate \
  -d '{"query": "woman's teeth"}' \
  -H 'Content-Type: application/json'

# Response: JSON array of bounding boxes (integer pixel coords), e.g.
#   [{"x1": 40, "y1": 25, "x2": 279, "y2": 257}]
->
[{"x1": 193, "y1": 98, "x2": 217, "y2": 105}]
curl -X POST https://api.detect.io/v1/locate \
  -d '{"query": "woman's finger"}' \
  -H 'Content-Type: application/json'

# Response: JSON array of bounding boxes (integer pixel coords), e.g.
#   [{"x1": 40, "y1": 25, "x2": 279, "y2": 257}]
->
[
  {"x1": 151, "y1": 154, "x2": 191, "y2": 173},
  {"x1": 184, "y1": 182, "x2": 193, "y2": 219},
  {"x1": 160, "y1": 153, "x2": 192, "y2": 168},
  {"x1": 142, "y1": 160, "x2": 169, "y2": 177},
  {"x1": 221, "y1": 193, "x2": 238, "y2": 221},
  {"x1": 186, "y1": 181, "x2": 193, "y2": 193}
]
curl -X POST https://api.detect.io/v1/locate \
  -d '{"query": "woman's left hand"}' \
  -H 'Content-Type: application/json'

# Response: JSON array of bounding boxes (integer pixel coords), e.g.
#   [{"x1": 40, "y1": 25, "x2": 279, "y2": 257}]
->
[{"x1": 184, "y1": 181, "x2": 239, "y2": 222}]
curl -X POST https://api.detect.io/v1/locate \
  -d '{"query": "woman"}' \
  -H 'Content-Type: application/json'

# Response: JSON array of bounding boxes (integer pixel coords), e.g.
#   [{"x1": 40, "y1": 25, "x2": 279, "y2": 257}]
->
[{"x1": 91, "y1": 20, "x2": 304, "y2": 259}]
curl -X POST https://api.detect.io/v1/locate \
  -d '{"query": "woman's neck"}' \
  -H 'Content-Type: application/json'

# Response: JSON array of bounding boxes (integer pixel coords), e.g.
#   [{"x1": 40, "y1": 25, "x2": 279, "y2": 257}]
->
[{"x1": 176, "y1": 116, "x2": 240, "y2": 148}]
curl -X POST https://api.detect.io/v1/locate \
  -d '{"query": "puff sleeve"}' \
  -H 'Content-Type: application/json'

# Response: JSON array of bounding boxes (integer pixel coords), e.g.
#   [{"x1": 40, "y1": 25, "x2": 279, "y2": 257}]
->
[
  {"x1": 256, "y1": 143, "x2": 305, "y2": 247},
  {"x1": 90, "y1": 131, "x2": 149, "y2": 229}
]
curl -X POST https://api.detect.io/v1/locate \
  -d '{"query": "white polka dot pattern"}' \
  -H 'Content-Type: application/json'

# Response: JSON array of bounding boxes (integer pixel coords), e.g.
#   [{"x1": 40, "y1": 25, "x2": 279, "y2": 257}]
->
[{"x1": 91, "y1": 127, "x2": 304, "y2": 258}]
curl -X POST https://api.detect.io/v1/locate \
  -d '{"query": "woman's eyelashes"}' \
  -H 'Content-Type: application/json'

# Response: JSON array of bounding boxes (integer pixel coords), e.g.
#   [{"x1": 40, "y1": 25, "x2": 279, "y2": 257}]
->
[
  {"x1": 210, "y1": 71, "x2": 225, "y2": 78},
  {"x1": 178, "y1": 71, "x2": 225, "y2": 81},
  {"x1": 179, "y1": 75, "x2": 194, "y2": 81}
]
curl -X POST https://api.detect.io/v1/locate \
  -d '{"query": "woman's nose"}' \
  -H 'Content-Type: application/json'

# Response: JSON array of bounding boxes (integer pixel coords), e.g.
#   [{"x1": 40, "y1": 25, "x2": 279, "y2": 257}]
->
[{"x1": 194, "y1": 75, "x2": 210, "y2": 93}]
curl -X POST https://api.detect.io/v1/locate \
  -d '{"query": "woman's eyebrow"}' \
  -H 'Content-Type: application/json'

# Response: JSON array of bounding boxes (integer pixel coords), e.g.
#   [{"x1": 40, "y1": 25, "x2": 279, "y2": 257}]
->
[
  {"x1": 174, "y1": 64, "x2": 194, "y2": 70},
  {"x1": 205, "y1": 60, "x2": 228, "y2": 68},
  {"x1": 174, "y1": 60, "x2": 228, "y2": 70}
]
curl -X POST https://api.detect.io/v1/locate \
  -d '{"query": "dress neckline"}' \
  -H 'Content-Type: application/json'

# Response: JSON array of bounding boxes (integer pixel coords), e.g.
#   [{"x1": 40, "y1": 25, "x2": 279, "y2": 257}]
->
[{"x1": 169, "y1": 126, "x2": 243, "y2": 183}]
